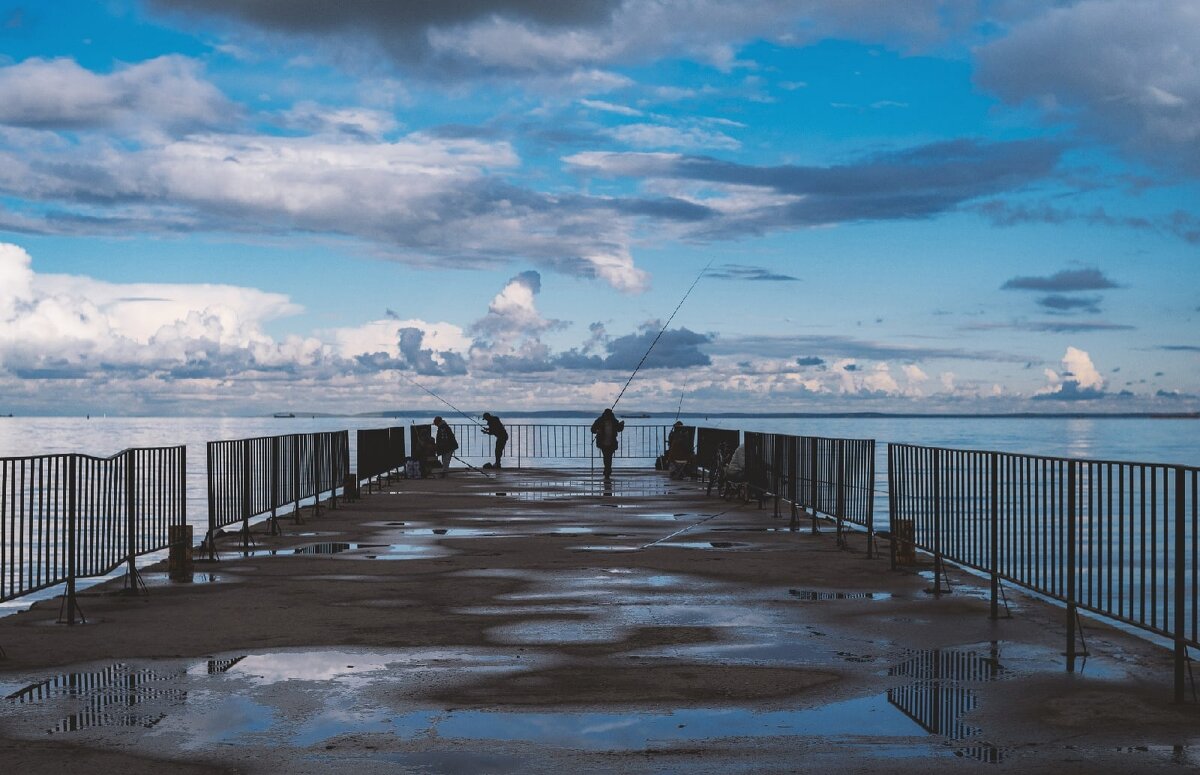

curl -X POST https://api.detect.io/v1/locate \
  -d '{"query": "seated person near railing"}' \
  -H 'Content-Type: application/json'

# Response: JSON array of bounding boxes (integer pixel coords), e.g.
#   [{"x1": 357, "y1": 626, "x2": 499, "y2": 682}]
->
[{"x1": 665, "y1": 421, "x2": 693, "y2": 479}]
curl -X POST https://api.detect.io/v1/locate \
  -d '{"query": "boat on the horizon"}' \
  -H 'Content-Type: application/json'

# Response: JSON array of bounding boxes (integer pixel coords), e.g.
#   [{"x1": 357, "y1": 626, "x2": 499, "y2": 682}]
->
[{"x1": 272, "y1": 412, "x2": 296, "y2": 418}]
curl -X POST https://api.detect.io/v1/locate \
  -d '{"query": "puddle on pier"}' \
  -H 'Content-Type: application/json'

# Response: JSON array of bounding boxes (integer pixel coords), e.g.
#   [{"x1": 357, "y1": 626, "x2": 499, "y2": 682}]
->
[
  {"x1": 217, "y1": 542, "x2": 452, "y2": 561},
  {"x1": 140, "y1": 572, "x2": 226, "y2": 586},
  {"x1": 0, "y1": 641, "x2": 1157, "y2": 764},
  {"x1": 655, "y1": 540, "x2": 751, "y2": 550},
  {"x1": 789, "y1": 589, "x2": 891, "y2": 602}
]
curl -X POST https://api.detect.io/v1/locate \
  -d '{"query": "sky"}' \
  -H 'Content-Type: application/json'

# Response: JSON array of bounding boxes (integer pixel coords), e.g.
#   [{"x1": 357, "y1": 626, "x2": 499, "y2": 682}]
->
[{"x1": 0, "y1": 0, "x2": 1196, "y2": 416}]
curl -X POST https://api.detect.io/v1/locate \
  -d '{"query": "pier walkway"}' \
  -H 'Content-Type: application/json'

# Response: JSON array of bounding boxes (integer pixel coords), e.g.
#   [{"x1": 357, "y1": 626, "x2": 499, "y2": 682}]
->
[{"x1": 0, "y1": 467, "x2": 1196, "y2": 773}]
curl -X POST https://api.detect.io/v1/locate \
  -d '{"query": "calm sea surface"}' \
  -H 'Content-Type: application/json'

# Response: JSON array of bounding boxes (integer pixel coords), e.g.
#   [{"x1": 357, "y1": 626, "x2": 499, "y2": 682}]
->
[{"x1": 0, "y1": 414, "x2": 1196, "y2": 615}]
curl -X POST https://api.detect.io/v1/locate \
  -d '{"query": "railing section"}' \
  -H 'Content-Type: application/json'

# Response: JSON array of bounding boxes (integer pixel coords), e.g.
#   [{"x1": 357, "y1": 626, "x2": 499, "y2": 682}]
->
[
  {"x1": 356, "y1": 427, "x2": 407, "y2": 491},
  {"x1": 743, "y1": 432, "x2": 876, "y2": 553},
  {"x1": 0, "y1": 446, "x2": 186, "y2": 621},
  {"x1": 206, "y1": 431, "x2": 349, "y2": 552},
  {"x1": 889, "y1": 442, "x2": 1198, "y2": 702},
  {"x1": 447, "y1": 424, "x2": 671, "y2": 468}
]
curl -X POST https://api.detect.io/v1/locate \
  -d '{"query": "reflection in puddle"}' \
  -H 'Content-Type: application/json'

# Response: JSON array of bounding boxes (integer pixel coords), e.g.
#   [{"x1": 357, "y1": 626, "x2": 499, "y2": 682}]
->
[
  {"x1": 789, "y1": 589, "x2": 890, "y2": 602},
  {"x1": 887, "y1": 647, "x2": 1005, "y2": 763},
  {"x1": 287, "y1": 543, "x2": 440, "y2": 560},
  {"x1": 6, "y1": 662, "x2": 186, "y2": 734}
]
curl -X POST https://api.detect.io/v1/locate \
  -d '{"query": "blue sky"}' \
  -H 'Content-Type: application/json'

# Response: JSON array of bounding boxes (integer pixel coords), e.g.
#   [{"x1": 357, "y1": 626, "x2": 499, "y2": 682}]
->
[{"x1": 0, "y1": 0, "x2": 1196, "y2": 415}]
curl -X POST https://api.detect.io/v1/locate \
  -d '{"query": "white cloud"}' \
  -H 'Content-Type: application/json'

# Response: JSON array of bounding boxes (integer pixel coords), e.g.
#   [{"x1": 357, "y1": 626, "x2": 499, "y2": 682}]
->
[
  {"x1": 976, "y1": 0, "x2": 1200, "y2": 172},
  {"x1": 0, "y1": 242, "x2": 311, "y2": 377},
  {"x1": 1062, "y1": 345, "x2": 1103, "y2": 389},
  {"x1": 606, "y1": 123, "x2": 741, "y2": 150},
  {"x1": 0, "y1": 121, "x2": 653, "y2": 291},
  {"x1": 278, "y1": 101, "x2": 399, "y2": 138},
  {"x1": 0, "y1": 55, "x2": 233, "y2": 133}
]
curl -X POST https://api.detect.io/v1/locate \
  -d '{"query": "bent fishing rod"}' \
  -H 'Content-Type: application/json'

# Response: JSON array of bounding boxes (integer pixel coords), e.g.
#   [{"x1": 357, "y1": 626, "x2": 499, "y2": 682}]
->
[{"x1": 611, "y1": 259, "x2": 712, "y2": 411}]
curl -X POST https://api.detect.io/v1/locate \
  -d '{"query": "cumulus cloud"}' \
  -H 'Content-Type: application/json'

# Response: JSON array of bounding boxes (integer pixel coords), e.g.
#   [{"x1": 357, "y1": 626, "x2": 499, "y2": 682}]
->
[
  {"x1": 469, "y1": 270, "x2": 567, "y2": 372},
  {"x1": 0, "y1": 242, "x2": 316, "y2": 380},
  {"x1": 1034, "y1": 346, "x2": 1106, "y2": 401},
  {"x1": 0, "y1": 56, "x2": 233, "y2": 133},
  {"x1": 976, "y1": 0, "x2": 1200, "y2": 173}
]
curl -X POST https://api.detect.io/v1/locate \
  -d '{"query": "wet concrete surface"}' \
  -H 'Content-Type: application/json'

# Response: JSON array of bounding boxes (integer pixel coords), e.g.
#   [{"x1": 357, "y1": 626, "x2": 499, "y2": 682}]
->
[{"x1": 0, "y1": 467, "x2": 1196, "y2": 773}]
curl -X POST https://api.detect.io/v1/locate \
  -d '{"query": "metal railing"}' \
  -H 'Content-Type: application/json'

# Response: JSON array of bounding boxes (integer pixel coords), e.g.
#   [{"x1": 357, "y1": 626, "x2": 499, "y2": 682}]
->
[
  {"x1": 206, "y1": 431, "x2": 349, "y2": 554},
  {"x1": 356, "y1": 427, "x2": 406, "y2": 491},
  {"x1": 447, "y1": 423, "x2": 671, "y2": 468},
  {"x1": 743, "y1": 432, "x2": 877, "y2": 552},
  {"x1": 0, "y1": 447, "x2": 186, "y2": 623},
  {"x1": 889, "y1": 443, "x2": 1199, "y2": 702}
]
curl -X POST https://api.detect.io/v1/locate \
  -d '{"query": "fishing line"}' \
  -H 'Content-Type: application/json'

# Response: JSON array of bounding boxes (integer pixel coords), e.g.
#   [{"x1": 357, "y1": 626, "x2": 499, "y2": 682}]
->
[
  {"x1": 639, "y1": 502, "x2": 748, "y2": 549},
  {"x1": 611, "y1": 259, "x2": 713, "y2": 411},
  {"x1": 389, "y1": 360, "x2": 486, "y2": 430}
]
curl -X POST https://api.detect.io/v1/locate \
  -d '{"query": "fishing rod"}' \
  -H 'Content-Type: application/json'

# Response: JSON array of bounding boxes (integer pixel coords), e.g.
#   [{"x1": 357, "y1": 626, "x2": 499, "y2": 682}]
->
[
  {"x1": 451, "y1": 454, "x2": 493, "y2": 479},
  {"x1": 611, "y1": 259, "x2": 713, "y2": 411},
  {"x1": 392, "y1": 365, "x2": 486, "y2": 430},
  {"x1": 673, "y1": 376, "x2": 690, "y2": 423}
]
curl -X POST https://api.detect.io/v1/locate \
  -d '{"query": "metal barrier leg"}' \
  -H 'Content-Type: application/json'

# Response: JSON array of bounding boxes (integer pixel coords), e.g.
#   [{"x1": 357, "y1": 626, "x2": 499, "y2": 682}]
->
[
  {"x1": 57, "y1": 579, "x2": 85, "y2": 625},
  {"x1": 122, "y1": 556, "x2": 147, "y2": 596}
]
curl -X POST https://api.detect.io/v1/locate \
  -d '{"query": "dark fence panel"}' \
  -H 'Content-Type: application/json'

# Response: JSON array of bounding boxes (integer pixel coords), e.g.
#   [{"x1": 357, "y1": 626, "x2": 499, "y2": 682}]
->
[
  {"x1": 356, "y1": 427, "x2": 406, "y2": 487},
  {"x1": 206, "y1": 431, "x2": 348, "y2": 548},
  {"x1": 695, "y1": 427, "x2": 740, "y2": 476},
  {"x1": 889, "y1": 442, "x2": 1199, "y2": 701},
  {"x1": 0, "y1": 447, "x2": 185, "y2": 614}
]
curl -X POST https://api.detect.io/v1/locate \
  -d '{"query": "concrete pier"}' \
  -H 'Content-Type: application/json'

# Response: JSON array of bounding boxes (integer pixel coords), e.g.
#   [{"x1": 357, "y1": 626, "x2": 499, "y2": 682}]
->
[{"x1": 0, "y1": 468, "x2": 1195, "y2": 773}]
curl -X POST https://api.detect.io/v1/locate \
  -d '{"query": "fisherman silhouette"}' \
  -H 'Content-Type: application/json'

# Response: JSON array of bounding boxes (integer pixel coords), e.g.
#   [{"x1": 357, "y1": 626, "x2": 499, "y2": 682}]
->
[
  {"x1": 432, "y1": 417, "x2": 458, "y2": 478},
  {"x1": 590, "y1": 408, "x2": 624, "y2": 479},
  {"x1": 481, "y1": 412, "x2": 508, "y2": 469}
]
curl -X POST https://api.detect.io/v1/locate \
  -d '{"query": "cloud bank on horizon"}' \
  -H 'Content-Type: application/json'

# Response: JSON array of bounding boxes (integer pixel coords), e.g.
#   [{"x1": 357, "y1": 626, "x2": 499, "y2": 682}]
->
[{"x1": 0, "y1": 0, "x2": 1195, "y2": 414}]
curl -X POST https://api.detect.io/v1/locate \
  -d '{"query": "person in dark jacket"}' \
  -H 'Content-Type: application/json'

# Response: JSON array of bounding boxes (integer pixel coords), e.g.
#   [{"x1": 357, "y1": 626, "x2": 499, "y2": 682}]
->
[
  {"x1": 481, "y1": 412, "x2": 508, "y2": 468},
  {"x1": 432, "y1": 416, "x2": 458, "y2": 477},
  {"x1": 590, "y1": 408, "x2": 624, "y2": 478}
]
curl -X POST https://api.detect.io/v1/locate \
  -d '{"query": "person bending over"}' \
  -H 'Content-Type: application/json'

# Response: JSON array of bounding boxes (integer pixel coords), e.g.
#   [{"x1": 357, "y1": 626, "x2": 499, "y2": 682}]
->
[{"x1": 481, "y1": 412, "x2": 508, "y2": 468}]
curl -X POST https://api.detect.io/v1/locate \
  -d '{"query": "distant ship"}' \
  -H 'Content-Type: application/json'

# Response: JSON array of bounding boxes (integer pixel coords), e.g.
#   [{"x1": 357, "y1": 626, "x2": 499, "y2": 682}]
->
[
  {"x1": 624, "y1": 413, "x2": 651, "y2": 418},
  {"x1": 272, "y1": 412, "x2": 296, "y2": 418}
]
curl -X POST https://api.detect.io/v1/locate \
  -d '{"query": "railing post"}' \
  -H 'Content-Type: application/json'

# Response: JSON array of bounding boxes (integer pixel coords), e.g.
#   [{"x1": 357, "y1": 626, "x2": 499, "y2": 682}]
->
[
  {"x1": 931, "y1": 448, "x2": 944, "y2": 596},
  {"x1": 866, "y1": 440, "x2": 876, "y2": 560},
  {"x1": 1175, "y1": 467, "x2": 1186, "y2": 703},
  {"x1": 269, "y1": 436, "x2": 281, "y2": 535},
  {"x1": 310, "y1": 433, "x2": 321, "y2": 517},
  {"x1": 887, "y1": 444, "x2": 897, "y2": 571},
  {"x1": 124, "y1": 450, "x2": 140, "y2": 593},
  {"x1": 240, "y1": 438, "x2": 251, "y2": 548},
  {"x1": 329, "y1": 433, "x2": 339, "y2": 510},
  {"x1": 990, "y1": 452, "x2": 1000, "y2": 620},
  {"x1": 293, "y1": 435, "x2": 303, "y2": 525},
  {"x1": 810, "y1": 437, "x2": 818, "y2": 534},
  {"x1": 205, "y1": 442, "x2": 218, "y2": 561},
  {"x1": 62, "y1": 455, "x2": 80, "y2": 625},
  {"x1": 836, "y1": 439, "x2": 846, "y2": 548},
  {"x1": 1067, "y1": 460, "x2": 1077, "y2": 672}
]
